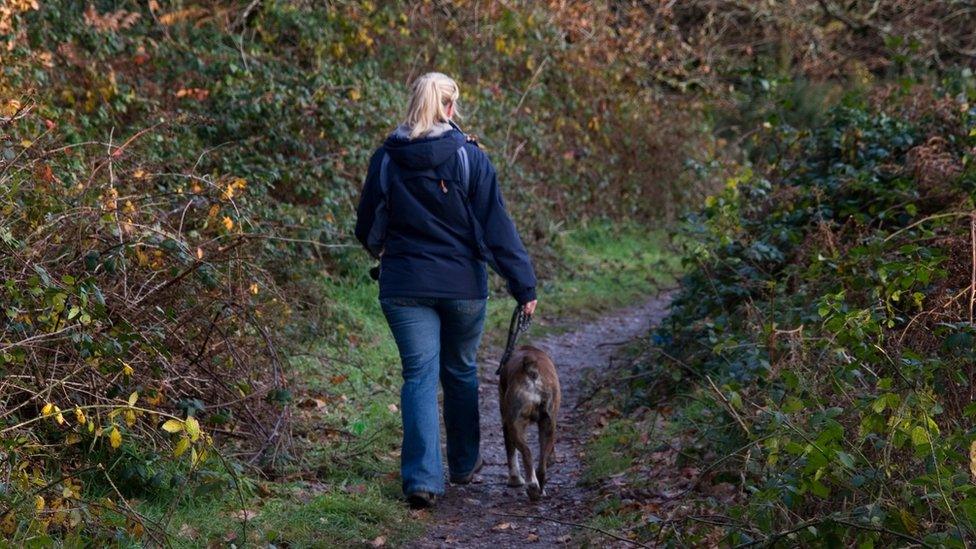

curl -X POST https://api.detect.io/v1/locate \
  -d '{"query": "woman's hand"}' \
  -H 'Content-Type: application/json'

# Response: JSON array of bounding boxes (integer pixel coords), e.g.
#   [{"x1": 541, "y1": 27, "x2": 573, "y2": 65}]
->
[{"x1": 523, "y1": 300, "x2": 537, "y2": 316}]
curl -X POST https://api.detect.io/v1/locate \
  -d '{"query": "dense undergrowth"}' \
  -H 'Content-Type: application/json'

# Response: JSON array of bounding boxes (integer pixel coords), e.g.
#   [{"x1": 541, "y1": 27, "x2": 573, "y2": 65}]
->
[
  {"x1": 6, "y1": 0, "x2": 976, "y2": 545},
  {"x1": 0, "y1": 0, "x2": 702, "y2": 543},
  {"x1": 583, "y1": 83, "x2": 976, "y2": 546}
]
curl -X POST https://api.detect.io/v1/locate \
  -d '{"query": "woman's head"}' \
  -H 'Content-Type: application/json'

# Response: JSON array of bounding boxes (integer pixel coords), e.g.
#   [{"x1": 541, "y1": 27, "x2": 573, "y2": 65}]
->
[{"x1": 403, "y1": 72, "x2": 460, "y2": 139}]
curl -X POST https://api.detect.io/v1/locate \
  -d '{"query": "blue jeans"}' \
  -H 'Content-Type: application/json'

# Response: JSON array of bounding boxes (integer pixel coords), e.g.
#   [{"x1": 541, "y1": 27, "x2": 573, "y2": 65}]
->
[{"x1": 380, "y1": 297, "x2": 487, "y2": 496}]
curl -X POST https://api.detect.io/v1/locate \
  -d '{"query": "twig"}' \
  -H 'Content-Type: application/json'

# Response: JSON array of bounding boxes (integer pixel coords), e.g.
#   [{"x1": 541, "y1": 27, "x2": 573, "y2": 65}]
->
[
  {"x1": 969, "y1": 211, "x2": 975, "y2": 325},
  {"x1": 704, "y1": 374, "x2": 751, "y2": 436},
  {"x1": 595, "y1": 338, "x2": 633, "y2": 348},
  {"x1": 490, "y1": 510, "x2": 650, "y2": 548}
]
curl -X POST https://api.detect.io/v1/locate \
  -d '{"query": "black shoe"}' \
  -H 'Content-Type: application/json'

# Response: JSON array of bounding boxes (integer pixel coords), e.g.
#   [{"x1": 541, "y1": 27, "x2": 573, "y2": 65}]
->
[
  {"x1": 450, "y1": 456, "x2": 484, "y2": 485},
  {"x1": 406, "y1": 491, "x2": 437, "y2": 509}
]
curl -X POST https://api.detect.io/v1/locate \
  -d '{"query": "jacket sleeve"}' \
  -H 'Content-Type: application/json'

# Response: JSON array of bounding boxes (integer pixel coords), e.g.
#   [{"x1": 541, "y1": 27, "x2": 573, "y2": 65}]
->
[
  {"x1": 354, "y1": 148, "x2": 386, "y2": 256},
  {"x1": 467, "y1": 145, "x2": 538, "y2": 304}
]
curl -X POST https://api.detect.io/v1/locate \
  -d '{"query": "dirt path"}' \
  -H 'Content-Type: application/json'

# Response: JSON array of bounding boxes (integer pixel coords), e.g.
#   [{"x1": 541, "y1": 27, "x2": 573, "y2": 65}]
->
[{"x1": 406, "y1": 295, "x2": 672, "y2": 548}]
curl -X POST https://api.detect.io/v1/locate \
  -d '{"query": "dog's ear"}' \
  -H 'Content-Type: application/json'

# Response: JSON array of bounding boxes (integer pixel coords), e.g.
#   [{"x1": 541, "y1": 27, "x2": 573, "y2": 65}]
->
[{"x1": 521, "y1": 355, "x2": 539, "y2": 380}]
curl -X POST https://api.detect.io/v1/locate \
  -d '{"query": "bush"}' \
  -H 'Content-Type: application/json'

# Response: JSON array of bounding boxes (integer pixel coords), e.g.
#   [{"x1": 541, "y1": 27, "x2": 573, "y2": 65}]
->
[
  {"x1": 0, "y1": 94, "x2": 292, "y2": 540},
  {"x1": 643, "y1": 84, "x2": 976, "y2": 545}
]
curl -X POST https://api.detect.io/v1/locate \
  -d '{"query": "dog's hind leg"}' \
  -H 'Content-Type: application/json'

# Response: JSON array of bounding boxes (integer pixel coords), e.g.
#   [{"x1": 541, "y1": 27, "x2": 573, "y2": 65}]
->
[
  {"x1": 536, "y1": 413, "x2": 556, "y2": 497},
  {"x1": 503, "y1": 421, "x2": 524, "y2": 487},
  {"x1": 513, "y1": 421, "x2": 541, "y2": 500}
]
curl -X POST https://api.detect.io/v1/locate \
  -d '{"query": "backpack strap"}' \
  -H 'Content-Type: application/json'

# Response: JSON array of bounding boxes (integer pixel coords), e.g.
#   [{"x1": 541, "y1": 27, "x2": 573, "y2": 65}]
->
[
  {"x1": 454, "y1": 145, "x2": 497, "y2": 270},
  {"x1": 364, "y1": 152, "x2": 392, "y2": 259},
  {"x1": 457, "y1": 146, "x2": 470, "y2": 196},
  {"x1": 379, "y1": 152, "x2": 392, "y2": 196}
]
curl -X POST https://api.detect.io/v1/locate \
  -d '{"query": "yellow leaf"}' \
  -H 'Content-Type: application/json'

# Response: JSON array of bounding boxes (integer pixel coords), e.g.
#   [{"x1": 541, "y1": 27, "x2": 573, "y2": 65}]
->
[
  {"x1": 42, "y1": 402, "x2": 54, "y2": 416},
  {"x1": 74, "y1": 407, "x2": 86, "y2": 425},
  {"x1": 128, "y1": 392, "x2": 138, "y2": 407},
  {"x1": 190, "y1": 447, "x2": 198, "y2": 466},
  {"x1": 109, "y1": 427, "x2": 122, "y2": 449},
  {"x1": 122, "y1": 362, "x2": 134, "y2": 376},
  {"x1": 348, "y1": 88, "x2": 362, "y2": 102},
  {"x1": 185, "y1": 416, "x2": 200, "y2": 442},
  {"x1": 1, "y1": 511, "x2": 15, "y2": 535},
  {"x1": 173, "y1": 436, "x2": 190, "y2": 458},
  {"x1": 161, "y1": 419, "x2": 183, "y2": 433},
  {"x1": 54, "y1": 406, "x2": 65, "y2": 425},
  {"x1": 249, "y1": 283, "x2": 259, "y2": 295},
  {"x1": 124, "y1": 409, "x2": 136, "y2": 427},
  {"x1": 969, "y1": 440, "x2": 976, "y2": 481},
  {"x1": 35, "y1": 495, "x2": 44, "y2": 511},
  {"x1": 222, "y1": 216, "x2": 234, "y2": 231}
]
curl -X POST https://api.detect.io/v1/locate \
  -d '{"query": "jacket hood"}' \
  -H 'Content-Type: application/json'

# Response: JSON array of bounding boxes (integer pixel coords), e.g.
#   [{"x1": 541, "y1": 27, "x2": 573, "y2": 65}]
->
[{"x1": 383, "y1": 125, "x2": 466, "y2": 170}]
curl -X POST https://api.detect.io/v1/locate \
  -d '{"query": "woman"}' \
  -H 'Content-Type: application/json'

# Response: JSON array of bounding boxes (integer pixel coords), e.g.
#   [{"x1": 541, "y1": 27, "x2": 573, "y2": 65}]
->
[{"x1": 355, "y1": 72, "x2": 538, "y2": 509}]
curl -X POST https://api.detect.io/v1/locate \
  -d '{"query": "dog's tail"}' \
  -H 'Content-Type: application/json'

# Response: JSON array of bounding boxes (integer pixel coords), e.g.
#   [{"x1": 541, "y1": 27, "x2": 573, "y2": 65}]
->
[{"x1": 521, "y1": 355, "x2": 539, "y2": 380}]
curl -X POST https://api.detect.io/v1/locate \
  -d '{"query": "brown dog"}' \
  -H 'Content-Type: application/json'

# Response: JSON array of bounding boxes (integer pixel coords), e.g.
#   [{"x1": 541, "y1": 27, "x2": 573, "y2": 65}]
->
[{"x1": 498, "y1": 345, "x2": 561, "y2": 500}]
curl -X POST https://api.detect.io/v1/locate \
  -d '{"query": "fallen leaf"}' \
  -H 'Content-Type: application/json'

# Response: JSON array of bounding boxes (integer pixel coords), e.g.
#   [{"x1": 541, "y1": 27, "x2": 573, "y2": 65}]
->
[
  {"x1": 369, "y1": 535, "x2": 386, "y2": 547},
  {"x1": 526, "y1": 533, "x2": 540, "y2": 542},
  {"x1": 492, "y1": 522, "x2": 513, "y2": 531},
  {"x1": 297, "y1": 398, "x2": 327, "y2": 409},
  {"x1": 388, "y1": 403, "x2": 398, "y2": 413},
  {"x1": 231, "y1": 509, "x2": 259, "y2": 521},
  {"x1": 343, "y1": 484, "x2": 367, "y2": 495}
]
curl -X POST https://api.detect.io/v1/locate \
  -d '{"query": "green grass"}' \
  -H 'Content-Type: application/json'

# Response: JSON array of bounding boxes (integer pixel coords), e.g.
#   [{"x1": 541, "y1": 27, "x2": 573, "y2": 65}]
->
[
  {"x1": 484, "y1": 222, "x2": 678, "y2": 342},
  {"x1": 581, "y1": 419, "x2": 640, "y2": 485},
  {"x1": 134, "y1": 222, "x2": 674, "y2": 547}
]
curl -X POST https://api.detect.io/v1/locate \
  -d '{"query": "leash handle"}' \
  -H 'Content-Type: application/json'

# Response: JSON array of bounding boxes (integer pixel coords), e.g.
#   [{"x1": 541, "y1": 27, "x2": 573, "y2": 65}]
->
[{"x1": 496, "y1": 303, "x2": 532, "y2": 375}]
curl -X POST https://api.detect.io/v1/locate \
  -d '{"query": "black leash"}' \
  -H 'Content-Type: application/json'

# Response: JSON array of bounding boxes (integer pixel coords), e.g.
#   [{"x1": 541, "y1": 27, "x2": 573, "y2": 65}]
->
[{"x1": 496, "y1": 303, "x2": 532, "y2": 375}]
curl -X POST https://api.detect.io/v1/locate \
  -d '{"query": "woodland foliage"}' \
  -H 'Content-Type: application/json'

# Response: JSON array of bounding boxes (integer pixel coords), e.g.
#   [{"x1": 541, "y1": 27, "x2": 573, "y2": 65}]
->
[
  {"x1": 3, "y1": 0, "x2": 976, "y2": 544},
  {"x1": 634, "y1": 84, "x2": 976, "y2": 545},
  {"x1": 0, "y1": 0, "x2": 713, "y2": 542}
]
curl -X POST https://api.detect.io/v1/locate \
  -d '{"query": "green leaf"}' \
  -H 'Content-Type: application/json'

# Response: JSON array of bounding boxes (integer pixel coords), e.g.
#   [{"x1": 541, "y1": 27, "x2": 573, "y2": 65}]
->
[{"x1": 911, "y1": 425, "x2": 928, "y2": 446}]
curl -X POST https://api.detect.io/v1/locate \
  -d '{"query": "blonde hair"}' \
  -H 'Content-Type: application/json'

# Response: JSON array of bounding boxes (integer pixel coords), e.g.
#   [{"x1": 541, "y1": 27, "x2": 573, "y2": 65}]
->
[{"x1": 404, "y1": 72, "x2": 460, "y2": 139}]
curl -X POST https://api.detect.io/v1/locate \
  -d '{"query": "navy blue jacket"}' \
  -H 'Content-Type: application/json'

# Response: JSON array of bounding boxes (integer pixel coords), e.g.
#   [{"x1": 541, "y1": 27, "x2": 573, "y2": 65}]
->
[{"x1": 355, "y1": 127, "x2": 537, "y2": 304}]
